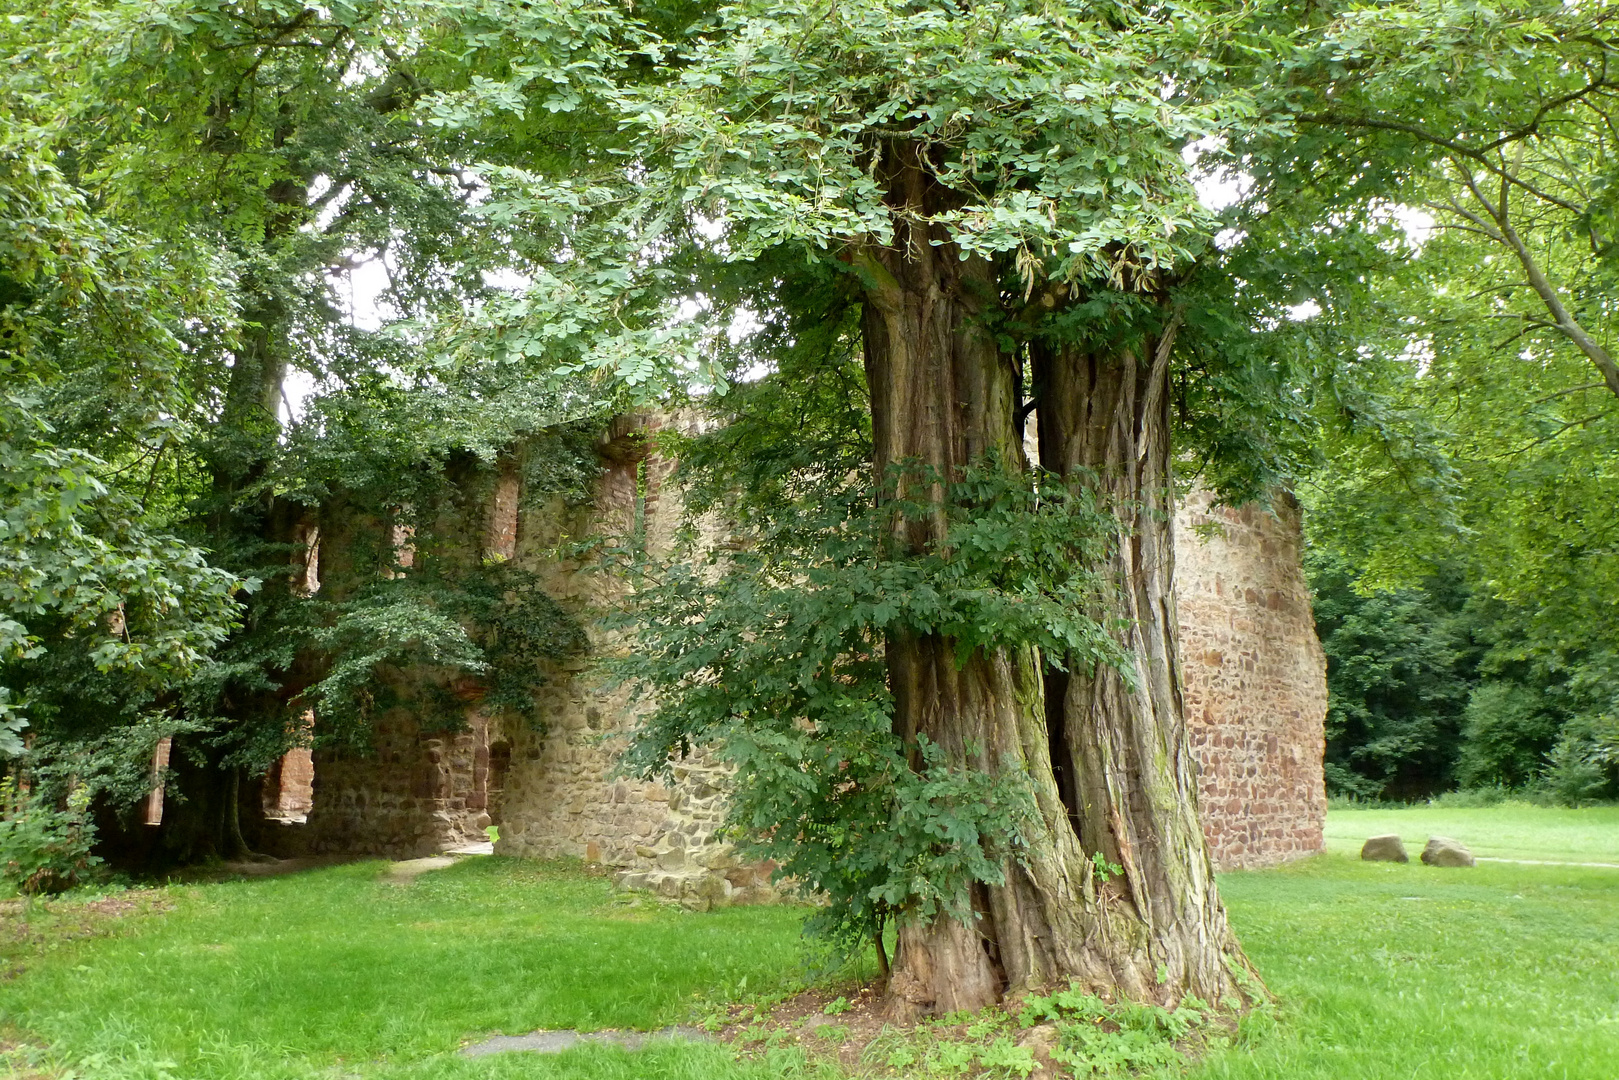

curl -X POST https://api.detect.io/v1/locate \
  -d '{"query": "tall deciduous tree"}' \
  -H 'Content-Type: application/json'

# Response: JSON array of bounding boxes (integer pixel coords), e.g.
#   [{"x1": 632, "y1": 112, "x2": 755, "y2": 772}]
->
[
  {"x1": 436, "y1": 0, "x2": 1287, "y2": 1012},
  {"x1": 1240, "y1": 0, "x2": 1619, "y2": 803},
  {"x1": 1271, "y1": 0, "x2": 1619, "y2": 398},
  {"x1": 4, "y1": 0, "x2": 610, "y2": 858},
  {"x1": 0, "y1": 64, "x2": 244, "y2": 764}
]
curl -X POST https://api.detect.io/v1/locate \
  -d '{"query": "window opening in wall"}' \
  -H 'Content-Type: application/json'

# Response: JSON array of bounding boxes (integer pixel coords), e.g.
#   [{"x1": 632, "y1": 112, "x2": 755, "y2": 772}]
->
[
  {"x1": 486, "y1": 738, "x2": 512, "y2": 839},
  {"x1": 263, "y1": 709, "x2": 315, "y2": 825},
  {"x1": 486, "y1": 467, "x2": 520, "y2": 561},
  {"x1": 143, "y1": 736, "x2": 173, "y2": 827}
]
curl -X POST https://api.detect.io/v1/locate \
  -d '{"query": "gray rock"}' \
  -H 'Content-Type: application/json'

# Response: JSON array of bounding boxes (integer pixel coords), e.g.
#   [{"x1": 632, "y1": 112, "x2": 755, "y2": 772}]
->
[
  {"x1": 1360, "y1": 834, "x2": 1409, "y2": 863},
  {"x1": 1421, "y1": 836, "x2": 1476, "y2": 867}
]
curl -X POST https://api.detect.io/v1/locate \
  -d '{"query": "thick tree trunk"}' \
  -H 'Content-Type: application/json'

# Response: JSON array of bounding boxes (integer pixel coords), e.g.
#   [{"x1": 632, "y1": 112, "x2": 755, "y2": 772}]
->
[
  {"x1": 858, "y1": 142, "x2": 1248, "y2": 1019},
  {"x1": 857, "y1": 142, "x2": 1035, "y2": 1018},
  {"x1": 1028, "y1": 325, "x2": 1249, "y2": 1005}
]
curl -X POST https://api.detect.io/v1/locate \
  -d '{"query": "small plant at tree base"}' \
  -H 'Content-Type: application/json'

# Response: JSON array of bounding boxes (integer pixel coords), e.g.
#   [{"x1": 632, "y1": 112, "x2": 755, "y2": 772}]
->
[
  {"x1": 0, "y1": 778, "x2": 102, "y2": 915},
  {"x1": 1018, "y1": 984, "x2": 1231, "y2": 1077}
]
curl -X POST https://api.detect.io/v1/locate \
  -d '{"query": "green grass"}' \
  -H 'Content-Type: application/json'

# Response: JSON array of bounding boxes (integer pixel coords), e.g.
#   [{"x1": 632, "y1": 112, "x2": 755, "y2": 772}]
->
[
  {"x1": 1192, "y1": 852, "x2": 1619, "y2": 1080},
  {"x1": 0, "y1": 858, "x2": 834, "y2": 1080},
  {"x1": 5, "y1": 811, "x2": 1619, "y2": 1079},
  {"x1": 1324, "y1": 803, "x2": 1619, "y2": 862}
]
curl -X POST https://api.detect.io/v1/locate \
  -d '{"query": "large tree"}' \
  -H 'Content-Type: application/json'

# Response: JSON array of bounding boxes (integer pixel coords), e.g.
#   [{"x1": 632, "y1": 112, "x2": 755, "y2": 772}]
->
[
  {"x1": 1240, "y1": 0, "x2": 1619, "y2": 801},
  {"x1": 432, "y1": 0, "x2": 1299, "y2": 1013},
  {"x1": 3, "y1": 0, "x2": 612, "y2": 860},
  {"x1": 1269, "y1": 0, "x2": 1619, "y2": 399}
]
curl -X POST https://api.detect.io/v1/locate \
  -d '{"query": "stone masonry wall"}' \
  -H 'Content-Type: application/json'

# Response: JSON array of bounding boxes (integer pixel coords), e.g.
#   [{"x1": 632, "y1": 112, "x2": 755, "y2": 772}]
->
[
  {"x1": 254, "y1": 466, "x2": 518, "y2": 862},
  {"x1": 278, "y1": 412, "x2": 1325, "y2": 888},
  {"x1": 266, "y1": 711, "x2": 499, "y2": 860},
  {"x1": 496, "y1": 445, "x2": 1327, "y2": 890},
  {"x1": 494, "y1": 414, "x2": 780, "y2": 907},
  {"x1": 1176, "y1": 489, "x2": 1328, "y2": 870}
]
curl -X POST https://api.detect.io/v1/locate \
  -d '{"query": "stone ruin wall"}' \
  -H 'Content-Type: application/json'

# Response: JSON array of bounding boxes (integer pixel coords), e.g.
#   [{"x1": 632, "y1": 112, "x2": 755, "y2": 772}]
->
[
  {"x1": 1176, "y1": 489, "x2": 1329, "y2": 870},
  {"x1": 493, "y1": 424, "x2": 1327, "y2": 896},
  {"x1": 491, "y1": 415, "x2": 779, "y2": 906},
  {"x1": 258, "y1": 470, "x2": 520, "y2": 861},
  {"x1": 264, "y1": 415, "x2": 1326, "y2": 894},
  {"x1": 269, "y1": 712, "x2": 503, "y2": 860}
]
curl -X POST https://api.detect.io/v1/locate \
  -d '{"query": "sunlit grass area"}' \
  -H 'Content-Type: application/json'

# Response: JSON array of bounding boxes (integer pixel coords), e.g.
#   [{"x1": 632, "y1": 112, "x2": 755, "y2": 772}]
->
[
  {"x1": 4, "y1": 809, "x2": 1618, "y2": 1079},
  {"x1": 1324, "y1": 803, "x2": 1619, "y2": 862},
  {"x1": 1193, "y1": 851, "x2": 1619, "y2": 1080}
]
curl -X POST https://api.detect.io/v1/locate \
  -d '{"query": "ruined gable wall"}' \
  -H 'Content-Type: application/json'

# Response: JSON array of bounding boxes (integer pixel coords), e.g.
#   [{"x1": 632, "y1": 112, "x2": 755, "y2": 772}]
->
[
  {"x1": 258, "y1": 475, "x2": 516, "y2": 861},
  {"x1": 493, "y1": 414, "x2": 778, "y2": 907},
  {"x1": 1176, "y1": 489, "x2": 1328, "y2": 870},
  {"x1": 278, "y1": 414, "x2": 1326, "y2": 884},
  {"x1": 495, "y1": 435, "x2": 1328, "y2": 887}
]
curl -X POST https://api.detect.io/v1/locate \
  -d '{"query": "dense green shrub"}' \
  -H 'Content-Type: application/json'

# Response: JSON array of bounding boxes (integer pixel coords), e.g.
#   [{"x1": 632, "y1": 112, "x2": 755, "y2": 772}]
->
[
  {"x1": 617, "y1": 458, "x2": 1123, "y2": 957},
  {"x1": 1454, "y1": 682, "x2": 1565, "y2": 790},
  {"x1": 0, "y1": 779, "x2": 100, "y2": 899}
]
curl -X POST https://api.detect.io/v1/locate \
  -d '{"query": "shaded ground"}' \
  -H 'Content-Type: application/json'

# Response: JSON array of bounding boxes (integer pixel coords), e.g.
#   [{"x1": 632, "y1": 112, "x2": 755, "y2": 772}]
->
[
  {"x1": 0, "y1": 890, "x2": 172, "y2": 981},
  {"x1": 722, "y1": 985, "x2": 892, "y2": 1074}
]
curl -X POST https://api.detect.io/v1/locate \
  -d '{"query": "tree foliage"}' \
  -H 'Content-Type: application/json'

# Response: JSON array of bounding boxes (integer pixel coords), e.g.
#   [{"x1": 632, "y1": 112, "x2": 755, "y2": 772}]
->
[{"x1": 617, "y1": 456, "x2": 1126, "y2": 950}]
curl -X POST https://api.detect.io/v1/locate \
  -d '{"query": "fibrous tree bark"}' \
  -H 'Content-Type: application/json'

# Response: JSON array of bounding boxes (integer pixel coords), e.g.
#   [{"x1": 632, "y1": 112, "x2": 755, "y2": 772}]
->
[
  {"x1": 1030, "y1": 319, "x2": 1248, "y2": 1005},
  {"x1": 857, "y1": 142, "x2": 1249, "y2": 1019}
]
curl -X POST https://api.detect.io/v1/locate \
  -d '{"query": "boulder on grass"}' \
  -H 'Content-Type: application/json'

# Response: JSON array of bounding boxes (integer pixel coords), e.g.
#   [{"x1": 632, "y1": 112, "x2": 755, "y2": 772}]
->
[
  {"x1": 1360, "y1": 834, "x2": 1409, "y2": 863},
  {"x1": 1421, "y1": 836, "x2": 1476, "y2": 867}
]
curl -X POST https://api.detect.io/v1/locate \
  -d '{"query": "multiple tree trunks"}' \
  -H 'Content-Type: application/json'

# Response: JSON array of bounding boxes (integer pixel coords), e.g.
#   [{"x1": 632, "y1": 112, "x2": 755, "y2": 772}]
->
[{"x1": 857, "y1": 143, "x2": 1248, "y2": 1019}]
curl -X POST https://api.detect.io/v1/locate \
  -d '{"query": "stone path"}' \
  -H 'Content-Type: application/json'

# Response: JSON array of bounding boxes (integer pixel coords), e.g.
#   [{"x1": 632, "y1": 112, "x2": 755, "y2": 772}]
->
[
  {"x1": 381, "y1": 856, "x2": 458, "y2": 884},
  {"x1": 460, "y1": 1026, "x2": 713, "y2": 1058},
  {"x1": 1477, "y1": 856, "x2": 1619, "y2": 869}
]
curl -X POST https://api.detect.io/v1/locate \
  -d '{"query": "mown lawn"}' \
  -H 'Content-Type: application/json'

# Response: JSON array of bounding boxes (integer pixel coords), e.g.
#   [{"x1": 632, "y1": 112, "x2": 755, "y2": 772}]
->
[
  {"x1": 0, "y1": 858, "x2": 833, "y2": 1080},
  {"x1": 1324, "y1": 802, "x2": 1619, "y2": 863},
  {"x1": 1193, "y1": 854, "x2": 1619, "y2": 1080},
  {"x1": 3, "y1": 809, "x2": 1617, "y2": 1079}
]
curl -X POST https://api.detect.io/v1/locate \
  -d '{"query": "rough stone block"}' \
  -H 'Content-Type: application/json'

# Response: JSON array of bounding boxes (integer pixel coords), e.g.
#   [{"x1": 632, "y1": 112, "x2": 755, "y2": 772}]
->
[
  {"x1": 1421, "y1": 836, "x2": 1476, "y2": 868},
  {"x1": 1360, "y1": 834, "x2": 1409, "y2": 863}
]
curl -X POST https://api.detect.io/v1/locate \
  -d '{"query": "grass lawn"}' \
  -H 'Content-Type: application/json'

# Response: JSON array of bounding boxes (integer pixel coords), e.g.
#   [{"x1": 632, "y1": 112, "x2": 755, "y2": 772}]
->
[
  {"x1": 1324, "y1": 803, "x2": 1619, "y2": 863},
  {"x1": 1194, "y1": 853, "x2": 1619, "y2": 1080},
  {"x1": 3, "y1": 808, "x2": 1618, "y2": 1079},
  {"x1": 0, "y1": 858, "x2": 836, "y2": 1080}
]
